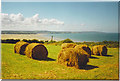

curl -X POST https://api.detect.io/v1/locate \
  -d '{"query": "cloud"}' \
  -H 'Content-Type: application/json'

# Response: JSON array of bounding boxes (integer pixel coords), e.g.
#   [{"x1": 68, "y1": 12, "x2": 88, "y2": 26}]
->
[
  {"x1": 80, "y1": 23, "x2": 85, "y2": 26},
  {"x1": 1, "y1": 13, "x2": 64, "y2": 30}
]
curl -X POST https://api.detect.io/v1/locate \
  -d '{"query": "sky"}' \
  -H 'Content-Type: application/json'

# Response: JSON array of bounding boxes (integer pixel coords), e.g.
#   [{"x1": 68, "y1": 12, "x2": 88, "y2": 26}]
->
[{"x1": 1, "y1": 2, "x2": 118, "y2": 32}]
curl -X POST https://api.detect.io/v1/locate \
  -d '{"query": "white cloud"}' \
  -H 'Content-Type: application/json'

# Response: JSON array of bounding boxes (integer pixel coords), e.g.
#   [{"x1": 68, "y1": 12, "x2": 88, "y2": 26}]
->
[
  {"x1": 49, "y1": 19, "x2": 64, "y2": 25},
  {"x1": 9, "y1": 13, "x2": 24, "y2": 21},
  {"x1": 80, "y1": 23, "x2": 85, "y2": 26},
  {"x1": 1, "y1": 13, "x2": 64, "y2": 30}
]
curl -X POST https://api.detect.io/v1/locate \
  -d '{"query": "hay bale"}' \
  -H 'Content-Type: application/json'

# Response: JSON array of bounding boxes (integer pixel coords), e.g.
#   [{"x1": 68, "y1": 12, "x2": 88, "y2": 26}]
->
[
  {"x1": 58, "y1": 48, "x2": 89, "y2": 69},
  {"x1": 61, "y1": 43, "x2": 77, "y2": 49},
  {"x1": 25, "y1": 43, "x2": 48, "y2": 60},
  {"x1": 92, "y1": 45, "x2": 107, "y2": 56},
  {"x1": 76, "y1": 44, "x2": 88, "y2": 47},
  {"x1": 14, "y1": 41, "x2": 29, "y2": 55},
  {"x1": 74, "y1": 45, "x2": 91, "y2": 57},
  {"x1": 92, "y1": 45, "x2": 100, "y2": 56}
]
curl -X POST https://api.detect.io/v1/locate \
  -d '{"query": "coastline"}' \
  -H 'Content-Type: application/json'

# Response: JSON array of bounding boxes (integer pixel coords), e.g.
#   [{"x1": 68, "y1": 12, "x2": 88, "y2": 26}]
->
[
  {"x1": 1, "y1": 34, "x2": 50, "y2": 41},
  {"x1": 1, "y1": 33, "x2": 119, "y2": 42},
  {"x1": 1, "y1": 34, "x2": 89, "y2": 42}
]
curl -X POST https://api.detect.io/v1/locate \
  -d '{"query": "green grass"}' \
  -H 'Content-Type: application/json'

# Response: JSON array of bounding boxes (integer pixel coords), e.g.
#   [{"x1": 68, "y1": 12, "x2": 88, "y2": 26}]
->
[{"x1": 1, "y1": 43, "x2": 119, "y2": 79}]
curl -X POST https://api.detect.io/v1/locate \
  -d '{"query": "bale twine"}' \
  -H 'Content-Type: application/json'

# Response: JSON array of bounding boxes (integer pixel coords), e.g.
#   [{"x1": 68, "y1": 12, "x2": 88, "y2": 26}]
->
[
  {"x1": 14, "y1": 41, "x2": 29, "y2": 55},
  {"x1": 61, "y1": 43, "x2": 77, "y2": 49},
  {"x1": 58, "y1": 48, "x2": 89, "y2": 69},
  {"x1": 74, "y1": 45, "x2": 91, "y2": 57},
  {"x1": 92, "y1": 45, "x2": 107, "y2": 56},
  {"x1": 25, "y1": 43, "x2": 48, "y2": 60}
]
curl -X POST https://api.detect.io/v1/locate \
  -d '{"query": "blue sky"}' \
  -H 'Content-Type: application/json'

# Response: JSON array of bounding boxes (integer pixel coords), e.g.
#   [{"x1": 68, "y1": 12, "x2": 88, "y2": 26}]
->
[{"x1": 1, "y1": 2, "x2": 118, "y2": 32}]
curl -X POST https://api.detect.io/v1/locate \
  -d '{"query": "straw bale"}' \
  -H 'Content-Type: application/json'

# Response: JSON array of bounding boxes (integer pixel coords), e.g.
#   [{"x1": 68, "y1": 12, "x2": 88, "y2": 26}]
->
[
  {"x1": 58, "y1": 48, "x2": 89, "y2": 69},
  {"x1": 14, "y1": 41, "x2": 29, "y2": 55},
  {"x1": 92, "y1": 45, "x2": 107, "y2": 56},
  {"x1": 25, "y1": 43, "x2": 48, "y2": 60},
  {"x1": 74, "y1": 45, "x2": 91, "y2": 57},
  {"x1": 61, "y1": 43, "x2": 77, "y2": 49}
]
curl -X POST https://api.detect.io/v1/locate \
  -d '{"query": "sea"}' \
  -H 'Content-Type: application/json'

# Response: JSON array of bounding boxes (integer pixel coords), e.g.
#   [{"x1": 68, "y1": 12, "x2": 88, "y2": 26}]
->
[{"x1": 44, "y1": 32, "x2": 119, "y2": 42}]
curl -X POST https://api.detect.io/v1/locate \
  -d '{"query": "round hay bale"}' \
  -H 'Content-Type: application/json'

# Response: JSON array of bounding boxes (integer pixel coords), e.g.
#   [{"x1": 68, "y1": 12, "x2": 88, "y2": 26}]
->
[
  {"x1": 58, "y1": 48, "x2": 89, "y2": 69},
  {"x1": 77, "y1": 44, "x2": 88, "y2": 47},
  {"x1": 92, "y1": 46, "x2": 99, "y2": 55},
  {"x1": 14, "y1": 41, "x2": 29, "y2": 55},
  {"x1": 74, "y1": 45, "x2": 91, "y2": 57},
  {"x1": 61, "y1": 43, "x2": 77, "y2": 49},
  {"x1": 25, "y1": 43, "x2": 48, "y2": 60},
  {"x1": 76, "y1": 51, "x2": 89, "y2": 67},
  {"x1": 92, "y1": 45, "x2": 107, "y2": 56},
  {"x1": 101, "y1": 45, "x2": 107, "y2": 56}
]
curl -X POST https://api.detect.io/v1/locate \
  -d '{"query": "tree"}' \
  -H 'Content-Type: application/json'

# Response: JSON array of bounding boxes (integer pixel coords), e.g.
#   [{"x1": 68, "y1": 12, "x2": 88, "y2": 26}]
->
[{"x1": 63, "y1": 38, "x2": 74, "y2": 43}]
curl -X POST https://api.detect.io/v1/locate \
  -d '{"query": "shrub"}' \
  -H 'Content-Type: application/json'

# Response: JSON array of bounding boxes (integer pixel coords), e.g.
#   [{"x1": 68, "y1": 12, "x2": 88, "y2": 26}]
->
[
  {"x1": 2, "y1": 39, "x2": 20, "y2": 44},
  {"x1": 31, "y1": 39, "x2": 40, "y2": 43},
  {"x1": 62, "y1": 39, "x2": 74, "y2": 43},
  {"x1": 49, "y1": 40, "x2": 56, "y2": 43},
  {"x1": 39, "y1": 40, "x2": 44, "y2": 44},
  {"x1": 22, "y1": 39, "x2": 28, "y2": 42},
  {"x1": 45, "y1": 40, "x2": 49, "y2": 43},
  {"x1": 22, "y1": 39, "x2": 44, "y2": 43}
]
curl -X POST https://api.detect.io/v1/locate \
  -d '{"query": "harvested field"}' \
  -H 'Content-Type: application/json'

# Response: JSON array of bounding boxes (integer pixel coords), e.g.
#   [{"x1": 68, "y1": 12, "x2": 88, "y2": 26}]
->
[{"x1": 1, "y1": 43, "x2": 119, "y2": 79}]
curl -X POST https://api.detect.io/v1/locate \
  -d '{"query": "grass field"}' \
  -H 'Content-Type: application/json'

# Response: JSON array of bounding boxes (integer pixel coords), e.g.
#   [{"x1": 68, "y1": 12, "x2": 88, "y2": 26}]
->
[{"x1": 1, "y1": 43, "x2": 119, "y2": 79}]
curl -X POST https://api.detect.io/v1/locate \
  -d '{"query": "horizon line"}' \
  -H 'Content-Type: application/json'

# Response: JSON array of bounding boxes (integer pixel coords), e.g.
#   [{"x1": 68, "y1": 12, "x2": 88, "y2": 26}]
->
[
  {"x1": 1, "y1": 0, "x2": 119, "y2": 2},
  {"x1": 1, "y1": 30, "x2": 118, "y2": 33}
]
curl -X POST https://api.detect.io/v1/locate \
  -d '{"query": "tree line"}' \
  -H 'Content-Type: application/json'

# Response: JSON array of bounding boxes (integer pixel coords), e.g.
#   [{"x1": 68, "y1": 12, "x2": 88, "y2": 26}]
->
[{"x1": 1, "y1": 38, "x2": 119, "y2": 48}]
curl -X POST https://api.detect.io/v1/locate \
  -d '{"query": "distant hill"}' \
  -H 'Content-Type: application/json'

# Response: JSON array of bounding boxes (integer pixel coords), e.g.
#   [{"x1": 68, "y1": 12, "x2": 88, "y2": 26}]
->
[
  {"x1": 1, "y1": 30, "x2": 75, "y2": 34},
  {"x1": 1, "y1": 30, "x2": 114, "y2": 34},
  {"x1": 1, "y1": 31, "x2": 49, "y2": 34}
]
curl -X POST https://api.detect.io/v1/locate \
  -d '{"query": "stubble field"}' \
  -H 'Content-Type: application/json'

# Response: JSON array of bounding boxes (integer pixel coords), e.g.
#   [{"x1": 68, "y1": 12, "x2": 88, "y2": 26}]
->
[{"x1": 1, "y1": 43, "x2": 119, "y2": 80}]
